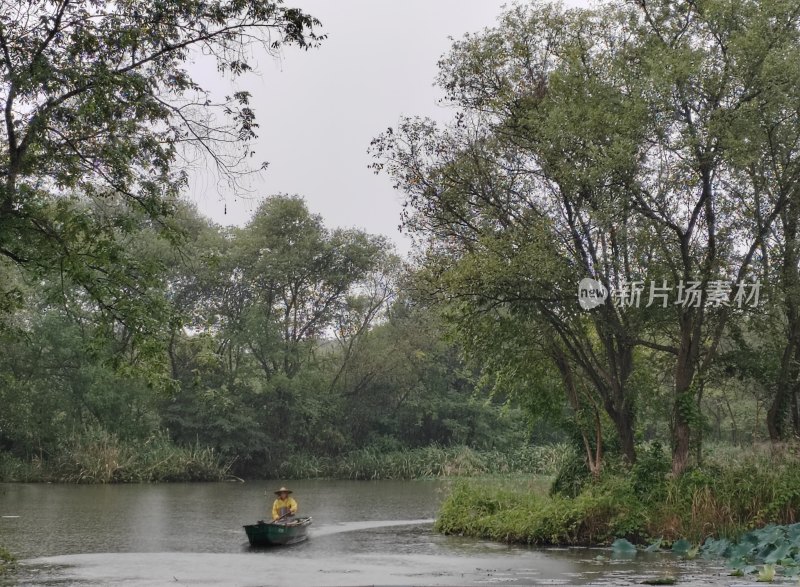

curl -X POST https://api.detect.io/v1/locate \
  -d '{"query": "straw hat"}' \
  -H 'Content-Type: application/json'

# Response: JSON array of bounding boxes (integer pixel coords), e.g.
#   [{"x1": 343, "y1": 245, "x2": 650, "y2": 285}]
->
[{"x1": 274, "y1": 486, "x2": 293, "y2": 495}]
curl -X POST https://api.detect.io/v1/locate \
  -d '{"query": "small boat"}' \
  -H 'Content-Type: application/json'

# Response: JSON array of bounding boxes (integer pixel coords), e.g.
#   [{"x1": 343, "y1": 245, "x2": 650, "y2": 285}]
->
[{"x1": 243, "y1": 517, "x2": 312, "y2": 546}]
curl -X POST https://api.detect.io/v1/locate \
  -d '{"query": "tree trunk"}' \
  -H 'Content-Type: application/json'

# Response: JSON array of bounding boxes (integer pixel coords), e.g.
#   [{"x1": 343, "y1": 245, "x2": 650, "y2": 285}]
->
[
  {"x1": 792, "y1": 375, "x2": 800, "y2": 438},
  {"x1": 724, "y1": 392, "x2": 738, "y2": 444},
  {"x1": 672, "y1": 404, "x2": 691, "y2": 476},
  {"x1": 787, "y1": 344, "x2": 800, "y2": 437},
  {"x1": 594, "y1": 323, "x2": 637, "y2": 465},
  {"x1": 694, "y1": 377, "x2": 705, "y2": 467},
  {"x1": 771, "y1": 200, "x2": 800, "y2": 440},
  {"x1": 767, "y1": 341, "x2": 793, "y2": 440},
  {"x1": 672, "y1": 319, "x2": 697, "y2": 476},
  {"x1": 606, "y1": 400, "x2": 636, "y2": 465},
  {"x1": 554, "y1": 348, "x2": 604, "y2": 475}
]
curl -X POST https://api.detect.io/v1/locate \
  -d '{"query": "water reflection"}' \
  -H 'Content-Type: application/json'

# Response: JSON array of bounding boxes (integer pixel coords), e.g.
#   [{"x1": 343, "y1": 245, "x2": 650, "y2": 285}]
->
[{"x1": 1, "y1": 480, "x2": 443, "y2": 557}]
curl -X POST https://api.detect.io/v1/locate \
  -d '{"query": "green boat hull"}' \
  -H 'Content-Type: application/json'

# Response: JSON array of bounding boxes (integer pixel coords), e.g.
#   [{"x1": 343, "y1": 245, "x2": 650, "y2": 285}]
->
[{"x1": 244, "y1": 517, "x2": 312, "y2": 546}]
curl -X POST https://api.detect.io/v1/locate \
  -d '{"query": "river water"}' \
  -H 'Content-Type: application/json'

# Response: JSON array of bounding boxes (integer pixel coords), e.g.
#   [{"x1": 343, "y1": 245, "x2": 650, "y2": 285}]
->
[{"x1": 0, "y1": 480, "x2": 754, "y2": 586}]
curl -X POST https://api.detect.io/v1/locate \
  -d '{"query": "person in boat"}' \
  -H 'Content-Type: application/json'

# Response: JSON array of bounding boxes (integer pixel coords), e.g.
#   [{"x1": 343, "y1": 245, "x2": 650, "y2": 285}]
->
[{"x1": 271, "y1": 486, "x2": 298, "y2": 522}]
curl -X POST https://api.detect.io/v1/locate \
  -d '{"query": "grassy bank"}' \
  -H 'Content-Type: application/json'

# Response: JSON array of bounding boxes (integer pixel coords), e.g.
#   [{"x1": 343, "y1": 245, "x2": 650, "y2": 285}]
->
[
  {"x1": 0, "y1": 429, "x2": 233, "y2": 483},
  {"x1": 273, "y1": 443, "x2": 573, "y2": 480},
  {"x1": 436, "y1": 444, "x2": 800, "y2": 546}
]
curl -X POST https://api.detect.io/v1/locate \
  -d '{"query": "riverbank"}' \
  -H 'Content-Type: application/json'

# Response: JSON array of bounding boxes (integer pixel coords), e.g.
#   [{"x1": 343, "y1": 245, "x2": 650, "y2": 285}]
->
[
  {"x1": 0, "y1": 442, "x2": 571, "y2": 483},
  {"x1": 435, "y1": 444, "x2": 800, "y2": 546},
  {"x1": 0, "y1": 430, "x2": 232, "y2": 483}
]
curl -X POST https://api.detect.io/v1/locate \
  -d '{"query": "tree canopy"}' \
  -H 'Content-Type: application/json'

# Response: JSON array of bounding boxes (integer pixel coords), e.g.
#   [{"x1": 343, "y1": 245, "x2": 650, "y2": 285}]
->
[
  {"x1": 372, "y1": 0, "x2": 800, "y2": 474},
  {"x1": 0, "y1": 0, "x2": 322, "y2": 331}
]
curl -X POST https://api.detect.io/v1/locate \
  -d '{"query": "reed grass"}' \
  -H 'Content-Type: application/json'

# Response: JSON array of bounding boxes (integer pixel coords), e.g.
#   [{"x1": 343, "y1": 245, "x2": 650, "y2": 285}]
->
[
  {"x1": 274, "y1": 443, "x2": 573, "y2": 480},
  {"x1": 0, "y1": 428, "x2": 233, "y2": 483},
  {"x1": 2, "y1": 439, "x2": 568, "y2": 483}
]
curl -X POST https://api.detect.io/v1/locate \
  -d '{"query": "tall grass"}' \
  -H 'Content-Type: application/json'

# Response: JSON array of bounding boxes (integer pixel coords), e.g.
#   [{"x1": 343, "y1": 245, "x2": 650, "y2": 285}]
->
[
  {"x1": 274, "y1": 443, "x2": 573, "y2": 480},
  {"x1": 435, "y1": 443, "x2": 800, "y2": 546},
  {"x1": 2, "y1": 438, "x2": 568, "y2": 483},
  {"x1": 0, "y1": 428, "x2": 233, "y2": 483}
]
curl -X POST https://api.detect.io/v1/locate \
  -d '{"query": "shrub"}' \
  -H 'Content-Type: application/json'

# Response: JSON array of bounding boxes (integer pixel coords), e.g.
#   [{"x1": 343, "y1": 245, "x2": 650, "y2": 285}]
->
[
  {"x1": 550, "y1": 450, "x2": 590, "y2": 498},
  {"x1": 631, "y1": 441, "x2": 670, "y2": 501}
]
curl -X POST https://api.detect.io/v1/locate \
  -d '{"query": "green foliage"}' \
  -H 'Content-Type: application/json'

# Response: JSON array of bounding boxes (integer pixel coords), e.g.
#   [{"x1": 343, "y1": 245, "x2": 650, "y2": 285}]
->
[
  {"x1": 550, "y1": 449, "x2": 591, "y2": 499},
  {"x1": 700, "y1": 524, "x2": 800, "y2": 580},
  {"x1": 437, "y1": 445, "x2": 800, "y2": 546},
  {"x1": 435, "y1": 475, "x2": 648, "y2": 545},
  {"x1": 630, "y1": 442, "x2": 671, "y2": 501},
  {"x1": 273, "y1": 443, "x2": 572, "y2": 480},
  {"x1": 0, "y1": 309, "x2": 161, "y2": 460},
  {"x1": 0, "y1": 428, "x2": 232, "y2": 483},
  {"x1": 0, "y1": 196, "x2": 531, "y2": 481},
  {"x1": 0, "y1": 1, "x2": 323, "y2": 353}
]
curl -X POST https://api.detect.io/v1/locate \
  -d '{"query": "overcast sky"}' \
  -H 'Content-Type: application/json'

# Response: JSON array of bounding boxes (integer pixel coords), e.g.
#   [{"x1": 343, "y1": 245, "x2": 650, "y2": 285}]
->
[{"x1": 187, "y1": 1, "x2": 594, "y2": 254}]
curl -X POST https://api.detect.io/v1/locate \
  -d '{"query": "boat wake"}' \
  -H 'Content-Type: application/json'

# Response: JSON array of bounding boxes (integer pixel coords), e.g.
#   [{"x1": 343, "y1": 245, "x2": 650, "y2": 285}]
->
[{"x1": 311, "y1": 518, "x2": 434, "y2": 537}]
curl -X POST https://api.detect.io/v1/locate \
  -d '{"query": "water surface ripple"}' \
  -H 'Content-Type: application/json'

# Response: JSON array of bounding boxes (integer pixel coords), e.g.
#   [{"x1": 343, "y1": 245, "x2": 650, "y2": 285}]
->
[{"x1": 0, "y1": 480, "x2": 746, "y2": 586}]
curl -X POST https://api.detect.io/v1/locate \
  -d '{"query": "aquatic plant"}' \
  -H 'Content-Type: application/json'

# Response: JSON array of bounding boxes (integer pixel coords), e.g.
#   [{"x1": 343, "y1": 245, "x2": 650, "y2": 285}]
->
[
  {"x1": 758, "y1": 564, "x2": 776, "y2": 582},
  {"x1": 0, "y1": 545, "x2": 15, "y2": 575},
  {"x1": 670, "y1": 539, "x2": 691, "y2": 555},
  {"x1": 700, "y1": 524, "x2": 800, "y2": 580},
  {"x1": 611, "y1": 538, "x2": 637, "y2": 554}
]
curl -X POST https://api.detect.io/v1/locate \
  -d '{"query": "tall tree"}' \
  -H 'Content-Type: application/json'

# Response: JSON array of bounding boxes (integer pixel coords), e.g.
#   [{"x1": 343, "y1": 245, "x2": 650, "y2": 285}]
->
[
  {"x1": 373, "y1": 0, "x2": 800, "y2": 473},
  {"x1": 231, "y1": 195, "x2": 389, "y2": 380},
  {"x1": 625, "y1": 0, "x2": 800, "y2": 471},
  {"x1": 0, "y1": 0, "x2": 322, "y2": 330},
  {"x1": 372, "y1": 4, "x2": 653, "y2": 465}
]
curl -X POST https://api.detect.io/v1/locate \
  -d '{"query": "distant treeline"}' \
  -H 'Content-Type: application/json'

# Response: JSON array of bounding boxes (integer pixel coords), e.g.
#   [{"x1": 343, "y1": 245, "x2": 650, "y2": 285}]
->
[{"x1": 0, "y1": 197, "x2": 540, "y2": 481}]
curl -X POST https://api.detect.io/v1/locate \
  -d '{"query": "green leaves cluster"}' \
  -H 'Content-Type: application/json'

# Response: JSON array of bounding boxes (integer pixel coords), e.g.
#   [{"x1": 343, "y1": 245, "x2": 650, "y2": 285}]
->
[
  {"x1": 0, "y1": 0, "x2": 322, "y2": 337},
  {"x1": 702, "y1": 524, "x2": 800, "y2": 579}
]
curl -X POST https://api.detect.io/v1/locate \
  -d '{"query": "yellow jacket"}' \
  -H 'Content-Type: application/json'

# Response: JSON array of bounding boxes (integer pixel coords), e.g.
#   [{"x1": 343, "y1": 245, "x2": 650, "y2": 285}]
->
[{"x1": 272, "y1": 496, "x2": 298, "y2": 520}]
